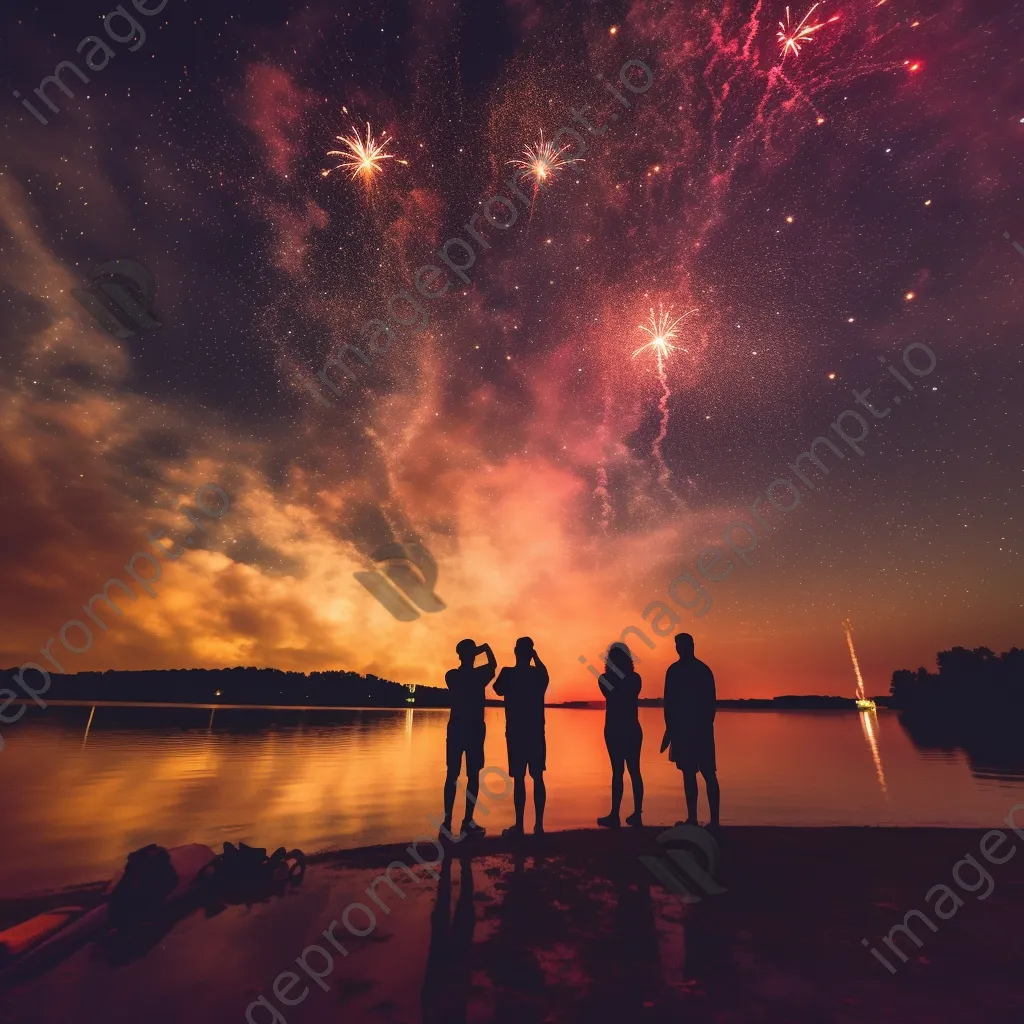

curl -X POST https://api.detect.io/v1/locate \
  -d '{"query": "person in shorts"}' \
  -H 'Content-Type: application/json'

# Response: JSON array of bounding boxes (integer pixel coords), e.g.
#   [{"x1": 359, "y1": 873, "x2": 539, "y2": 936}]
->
[
  {"x1": 493, "y1": 637, "x2": 549, "y2": 836},
  {"x1": 662, "y1": 632, "x2": 720, "y2": 831},
  {"x1": 442, "y1": 639, "x2": 496, "y2": 839}
]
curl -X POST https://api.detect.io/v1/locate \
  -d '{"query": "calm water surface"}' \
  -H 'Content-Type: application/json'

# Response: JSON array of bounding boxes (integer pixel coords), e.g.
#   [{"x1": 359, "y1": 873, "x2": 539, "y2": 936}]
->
[{"x1": 3, "y1": 704, "x2": 1022, "y2": 897}]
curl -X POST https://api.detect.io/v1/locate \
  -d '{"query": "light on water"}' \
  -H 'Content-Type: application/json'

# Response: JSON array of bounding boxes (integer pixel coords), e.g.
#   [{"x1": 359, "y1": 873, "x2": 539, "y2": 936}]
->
[{"x1": 2, "y1": 704, "x2": 1022, "y2": 898}]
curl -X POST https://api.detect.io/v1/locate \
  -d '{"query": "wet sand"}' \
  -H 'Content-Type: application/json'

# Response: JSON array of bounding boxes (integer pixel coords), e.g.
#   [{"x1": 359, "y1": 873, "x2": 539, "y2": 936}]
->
[{"x1": 2, "y1": 827, "x2": 1021, "y2": 1023}]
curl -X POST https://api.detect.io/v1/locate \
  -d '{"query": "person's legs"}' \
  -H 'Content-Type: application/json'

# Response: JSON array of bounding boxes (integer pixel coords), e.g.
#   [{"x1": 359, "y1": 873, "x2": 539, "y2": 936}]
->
[
  {"x1": 531, "y1": 767, "x2": 546, "y2": 833},
  {"x1": 459, "y1": 726, "x2": 486, "y2": 835},
  {"x1": 626, "y1": 755, "x2": 644, "y2": 817},
  {"x1": 513, "y1": 773, "x2": 527, "y2": 829},
  {"x1": 682, "y1": 769, "x2": 699, "y2": 824},
  {"x1": 446, "y1": 729, "x2": 466, "y2": 831},
  {"x1": 443, "y1": 769, "x2": 459, "y2": 827},
  {"x1": 599, "y1": 752, "x2": 624, "y2": 827},
  {"x1": 443, "y1": 732, "x2": 462, "y2": 828},
  {"x1": 463, "y1": 769, "x2": 481, "y2": 825},
  {"x1": 610, "y1": 759, "x2": 624, "y2": 816},
  {"x1": 702, "y1": 768, "x2": 720, "y2": 827}
]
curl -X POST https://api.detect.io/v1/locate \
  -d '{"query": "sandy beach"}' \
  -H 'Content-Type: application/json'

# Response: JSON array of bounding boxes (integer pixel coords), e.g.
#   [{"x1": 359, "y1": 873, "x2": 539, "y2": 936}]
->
[{"x1": 2, "y1": 825, "x2": 1021, "y2": 1023}]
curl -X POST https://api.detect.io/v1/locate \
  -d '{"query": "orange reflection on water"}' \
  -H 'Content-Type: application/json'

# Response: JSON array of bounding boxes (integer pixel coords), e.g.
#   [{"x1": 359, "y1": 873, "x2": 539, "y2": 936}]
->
[
  {"x1": 4, "y1": 705, "x2": 1019, "y2": 898},
  {"x1": 859, "y1": 707, "x2": 888, "y2": 797}
]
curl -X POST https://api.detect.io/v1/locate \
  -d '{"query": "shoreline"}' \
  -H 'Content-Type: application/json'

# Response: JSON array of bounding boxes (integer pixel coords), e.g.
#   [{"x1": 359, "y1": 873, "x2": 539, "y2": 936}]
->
[
  {"x1": 0, "y1": 823, "x2": 1000, "y2": 911},
  {"x1": 5, "y1": 825, "x2": 1022, "y2": 1022},
  {"x1": 16, "y1": 698, "x2": 894, "y2": 712}
]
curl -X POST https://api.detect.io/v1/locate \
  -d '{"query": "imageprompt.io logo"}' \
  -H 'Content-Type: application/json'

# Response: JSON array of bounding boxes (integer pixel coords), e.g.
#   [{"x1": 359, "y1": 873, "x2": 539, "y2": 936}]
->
[
  {"x1": 72, "y1": 259, "x2": 162, "y2": 338},
  {"x1": 354, "y1": 542, "x2": 446, "y2": 622},
  {"x1": 638, "y1": 824, "x2": 728, "y2": 903}
]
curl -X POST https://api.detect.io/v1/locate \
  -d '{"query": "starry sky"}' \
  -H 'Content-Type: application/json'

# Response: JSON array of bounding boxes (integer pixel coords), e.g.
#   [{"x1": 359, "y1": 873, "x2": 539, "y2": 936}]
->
[{"x1": 1, "y1": 0, "x2": 1021, "y2": 701}]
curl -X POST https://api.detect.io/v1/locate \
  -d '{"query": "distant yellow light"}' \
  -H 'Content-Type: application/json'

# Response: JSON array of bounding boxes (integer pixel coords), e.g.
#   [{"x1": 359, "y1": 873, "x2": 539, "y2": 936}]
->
[
  {"x1": 609, "y1": 25, "x2": 618, "y2": 35},
  {"x1": 924, "y1": 199, "x2": 931, "y2": 205},
  {"x1": 828, "y1": 372, "x2": 836, "y2": 380},
  {"x1": 785, "y1": 215, "x2": 794, "y2": 223},
  {"x1": 905, "y1": 291, "x2": 915, "y2": 301}
]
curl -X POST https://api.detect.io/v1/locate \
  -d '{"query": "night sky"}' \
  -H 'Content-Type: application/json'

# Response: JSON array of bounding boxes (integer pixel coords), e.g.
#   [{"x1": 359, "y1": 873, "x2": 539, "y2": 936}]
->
[{"x1": 1, "y1": 0, "x2": 1021, "y2": 700}]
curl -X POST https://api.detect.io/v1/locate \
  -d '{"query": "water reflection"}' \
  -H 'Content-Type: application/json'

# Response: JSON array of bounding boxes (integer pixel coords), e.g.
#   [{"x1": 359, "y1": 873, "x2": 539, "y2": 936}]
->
[
  {"x1": 896, "y1": 708, "x2": 1024, "y2": 781},
  {"x1": 4, "y1": 705, "x2": 1024, "y2": 897},
  {"x1": 858, "y1": 708, "x2": 888, "y2": 797},
  {"x1": 82, "y1": 706, "x2": 96, "y2": 748}
]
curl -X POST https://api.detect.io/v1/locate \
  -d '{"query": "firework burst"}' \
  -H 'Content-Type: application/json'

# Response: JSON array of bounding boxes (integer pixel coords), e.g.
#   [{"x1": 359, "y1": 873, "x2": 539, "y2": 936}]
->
[
  {"x1": 632, "y1": 306, "x2": 698, "y2": 500},
  {"x1": 631, "y1": 306, "x2": 696, "y2": 363},
  {"x1": 322, "y1": 123, "x2": 397, "y2": 183},
  {"x1": 509, "y1": 130, "x2": 583, "y2": 190},
  {"x1": 777, "y1": 4, "x2": 824, "y2": 60}
]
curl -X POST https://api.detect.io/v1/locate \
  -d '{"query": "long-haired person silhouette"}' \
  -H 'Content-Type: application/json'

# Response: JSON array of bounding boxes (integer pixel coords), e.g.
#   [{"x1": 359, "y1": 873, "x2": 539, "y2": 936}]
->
[
  {"x1": 441, "y1": 639, "x2": 496, "y2": 839},
  {"x1": 596, "y1": 642, "x2": 644, "y2": 828}
]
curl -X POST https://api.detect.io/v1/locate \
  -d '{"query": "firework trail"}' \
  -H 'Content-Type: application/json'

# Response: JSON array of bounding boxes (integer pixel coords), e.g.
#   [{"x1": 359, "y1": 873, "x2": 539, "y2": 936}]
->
[
  {"x1": 652, "y1": 356, "x2": 674, "y2": 497},
  {"x1": 841, "y1": 617, "x2": 867, "y2": 700},
  {"x1": 843, "y1": 618, "x2": 888, "y2": 793},
  {"x1": 632, "y1": 307, "x2": 698, "y2": 499},
  {"x1": 594, "y1": 387, "x2": 614, "y2": 531},
  {"x1": 688, "y1": 0, "x2": 914, "y2": 246}
]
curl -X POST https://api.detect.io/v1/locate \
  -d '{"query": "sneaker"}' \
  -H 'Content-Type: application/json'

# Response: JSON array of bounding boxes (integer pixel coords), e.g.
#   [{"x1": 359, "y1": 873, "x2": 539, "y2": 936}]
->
[
  {"x1": 502, "y1": 824, "x2": 524, "y2": 838},
  {"x1": 625, "y1": 812, "x2": 643, "y2": 828},
  {"x1": 596, "y1": 814, "x2": 620, "y2": 829},
  {"x1": 461, "y1": 819, "x2": 486, "y2": 838}
]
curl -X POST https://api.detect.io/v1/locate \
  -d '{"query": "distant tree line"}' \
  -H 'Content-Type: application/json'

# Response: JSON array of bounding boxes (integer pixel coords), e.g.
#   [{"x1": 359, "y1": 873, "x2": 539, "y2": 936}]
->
[
  {"x1": 890, "y1": 647, "x2": 1024, "y2": 711},
  {"x1": 2, "y1": 667, "x2": 451, "y2": 708}
]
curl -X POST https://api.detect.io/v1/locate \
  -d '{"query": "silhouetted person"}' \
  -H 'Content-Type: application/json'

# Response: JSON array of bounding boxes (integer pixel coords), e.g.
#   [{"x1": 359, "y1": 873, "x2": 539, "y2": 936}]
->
[
  {"x1": 596, "y1": 642, "x2": 644, "y2": 828},
  {"x1": 442, "y1": 639, "x2": 496, "y2": 839},
  {"x1": 662, "y1": 633, "x2": 720, "y2": 829},
  {"x1": 493, "y1": 637, "x2": 548, "y2": 835}
]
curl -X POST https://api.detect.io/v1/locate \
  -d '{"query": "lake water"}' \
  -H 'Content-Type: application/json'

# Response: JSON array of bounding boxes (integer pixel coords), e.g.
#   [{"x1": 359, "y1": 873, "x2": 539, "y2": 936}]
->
[{"x1": 3, "y1": 704, "x2": 1022, "y2": 898}]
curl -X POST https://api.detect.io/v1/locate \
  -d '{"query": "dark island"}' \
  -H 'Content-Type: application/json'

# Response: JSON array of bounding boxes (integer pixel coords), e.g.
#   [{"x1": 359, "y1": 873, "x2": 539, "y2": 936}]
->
[
  {"x1": 890, "y1": 645, "x2": 1024, "y2": 711},
  {"x1": 890, "y1": 645, "x2": 1024, "y2": 777}
]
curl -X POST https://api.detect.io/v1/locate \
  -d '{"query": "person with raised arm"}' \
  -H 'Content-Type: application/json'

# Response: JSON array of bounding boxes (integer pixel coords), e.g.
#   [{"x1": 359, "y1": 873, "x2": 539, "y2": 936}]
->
[{"x1": 441, "y1": 639, "x2": 496, "y2": 840}]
